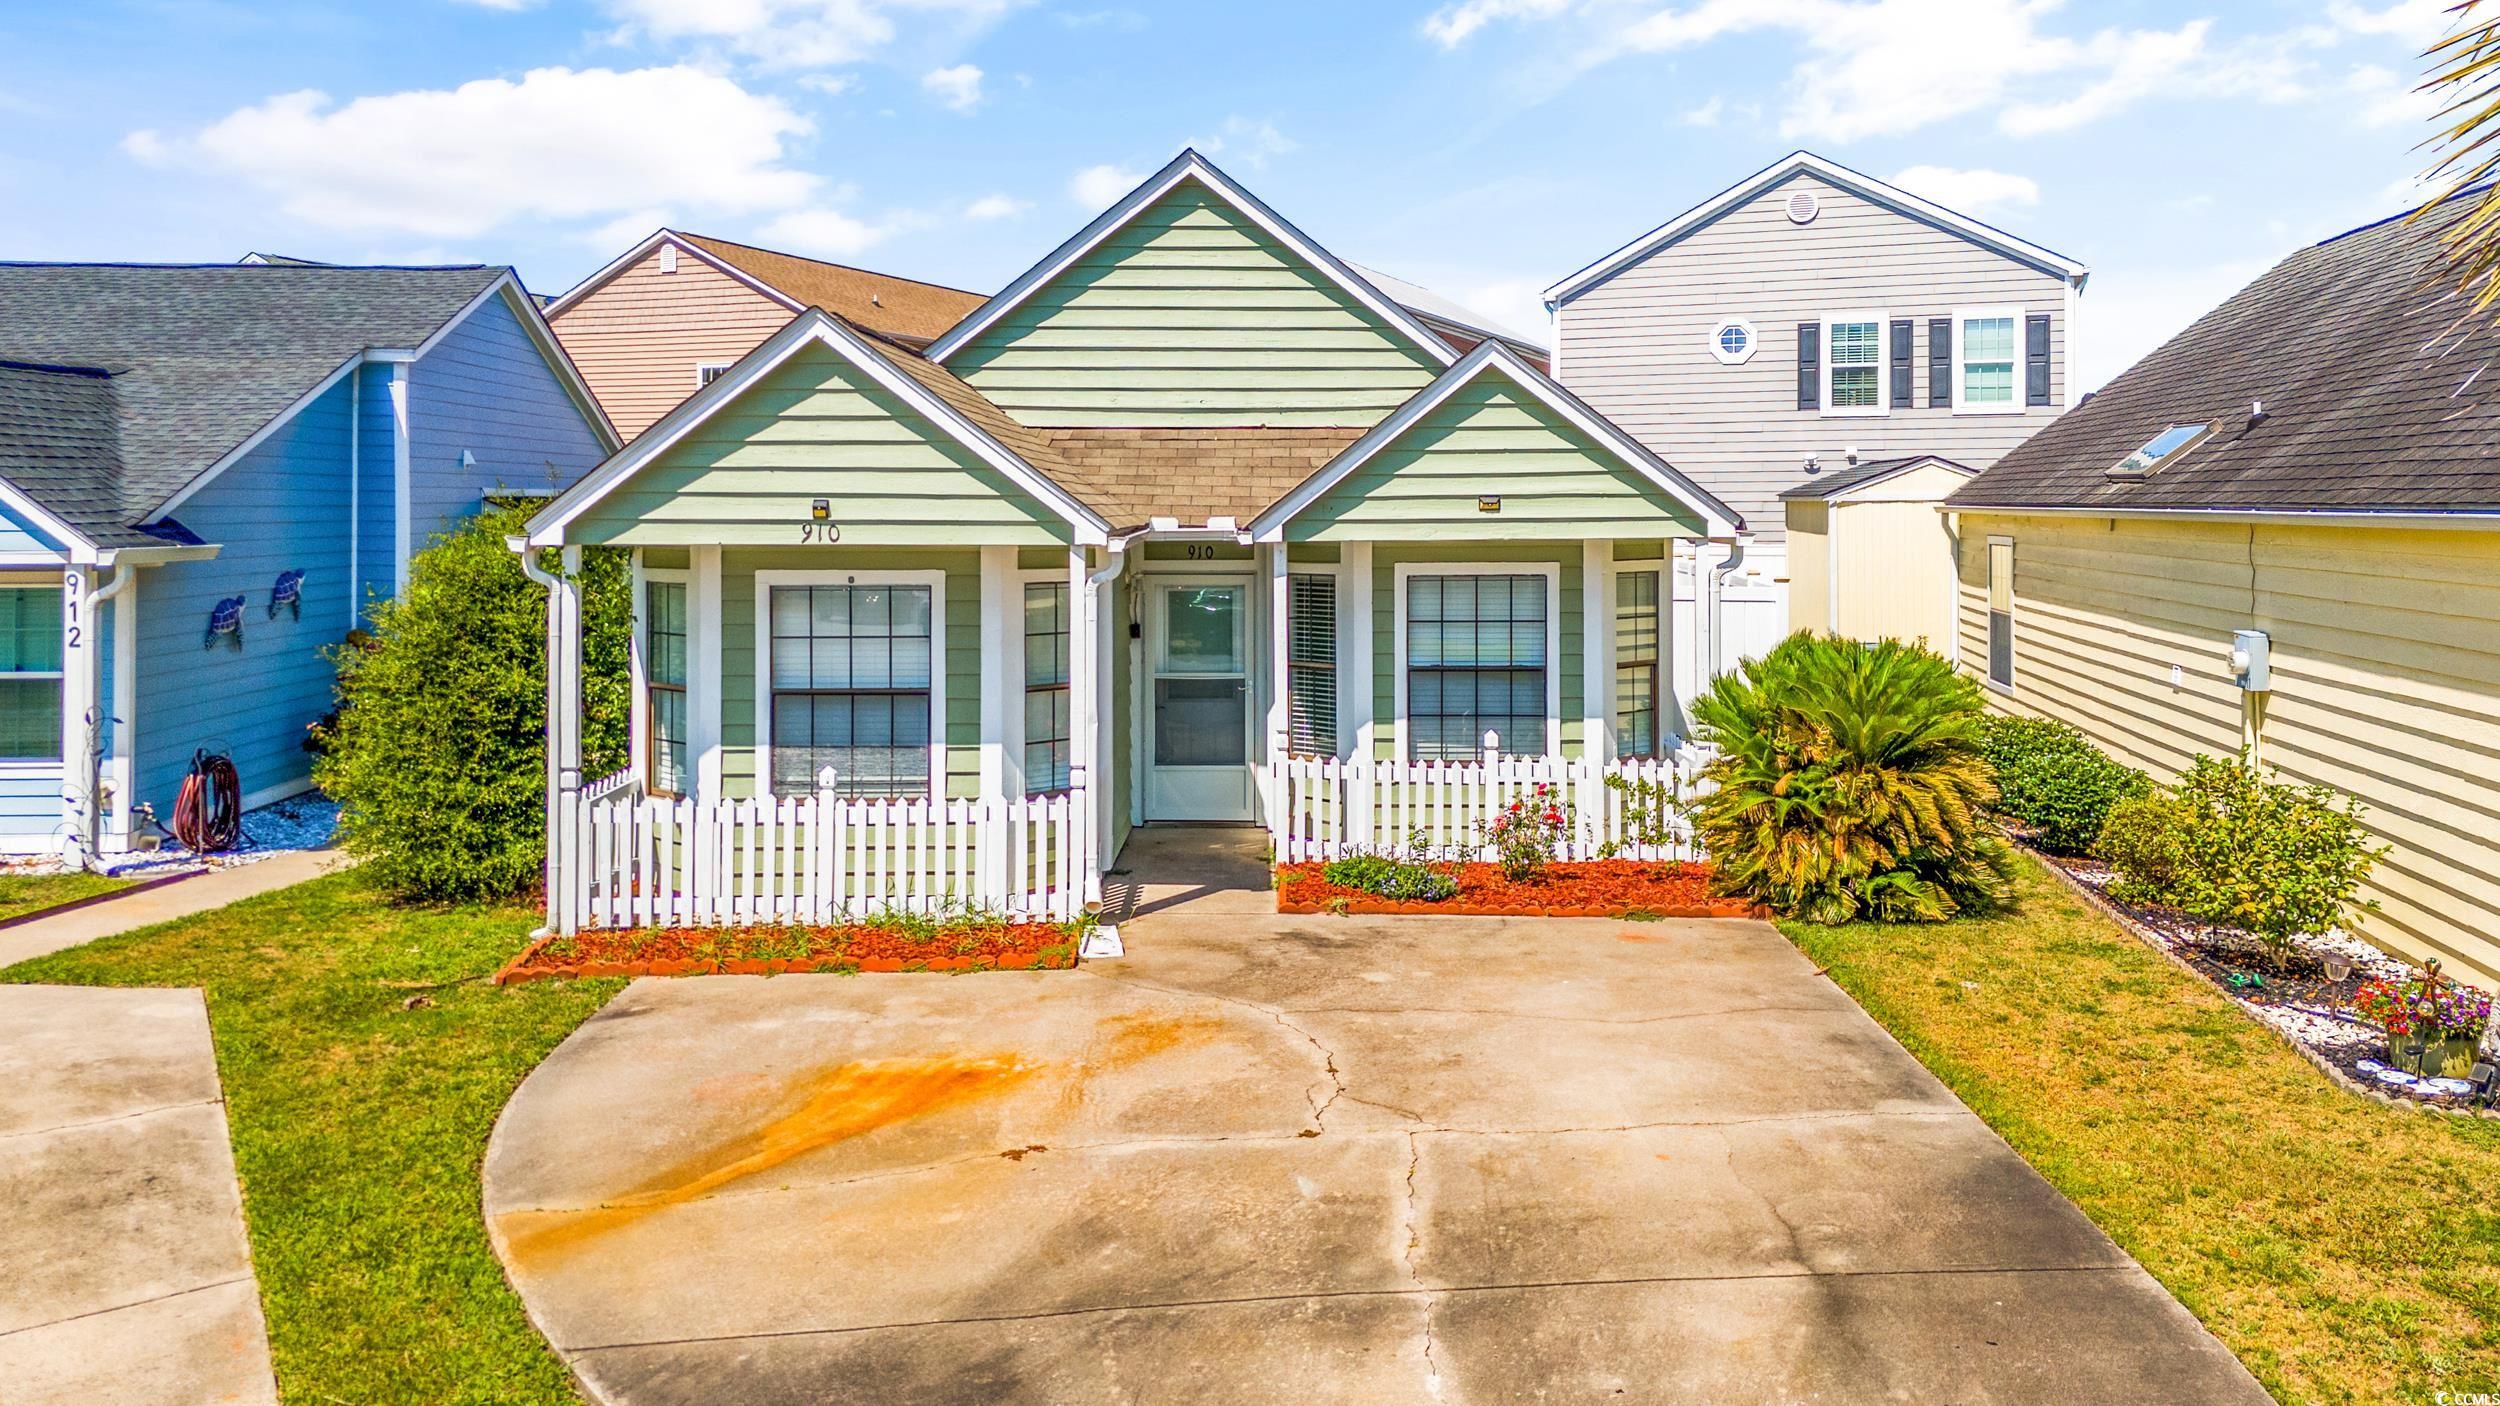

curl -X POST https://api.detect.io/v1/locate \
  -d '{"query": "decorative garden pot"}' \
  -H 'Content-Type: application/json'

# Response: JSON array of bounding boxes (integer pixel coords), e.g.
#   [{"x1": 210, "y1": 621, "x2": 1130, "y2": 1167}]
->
[{"x1": 2387, "y1": 1031, "x2": 2483, "y2": 1079}]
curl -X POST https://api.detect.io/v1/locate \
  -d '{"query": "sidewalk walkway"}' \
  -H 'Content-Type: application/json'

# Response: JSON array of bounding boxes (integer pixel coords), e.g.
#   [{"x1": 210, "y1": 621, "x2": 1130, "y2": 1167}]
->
[
  {"x1": 0, "y1": 849, "x2": 350, "y2": 969},
  {"x1": 0, "y1": 985, "x2": 277, "y2": 1405}
]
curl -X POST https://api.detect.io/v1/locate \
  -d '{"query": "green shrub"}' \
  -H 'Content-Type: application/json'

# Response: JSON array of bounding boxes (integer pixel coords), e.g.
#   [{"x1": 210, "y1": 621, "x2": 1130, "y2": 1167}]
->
[
  {"x1": 2157, "y1": 755, "x2": 2385, "y2": 966},
  {"x1": 312, "y1": 506, "x2": 630, "y2": 902},
  {"x1": 2093, "y1": 790, "x2": 2194, "y2": 905},
  {"x1": 1320, "y1": 851, "x2": 1459, "y2": 903},
  {"x1": 1976, "y1": 714, "x2": 2152, "y2": 855},
  {"x1": 1689, "y1": 633, "x2": 2018, "y2": 924}
]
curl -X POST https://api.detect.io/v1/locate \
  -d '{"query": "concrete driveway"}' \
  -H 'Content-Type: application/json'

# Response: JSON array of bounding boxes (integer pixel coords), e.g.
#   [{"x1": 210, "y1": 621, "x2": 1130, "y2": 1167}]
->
[{"x1": 483, "y1": 913, "x2": 2268, "y2": 1405}]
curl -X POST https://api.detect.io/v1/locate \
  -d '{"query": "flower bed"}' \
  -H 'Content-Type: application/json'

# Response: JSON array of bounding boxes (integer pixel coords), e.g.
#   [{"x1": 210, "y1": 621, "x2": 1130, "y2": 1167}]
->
[
  {"x1": 2036, "y1": 849, "x2": 2494, "y2": 1114},
  {"x1": 1276, "y1": 859, "x2": 1761, "y2": 918},
  {"x1": 494, "y1": 918, "x2": 1081, "y2": 984}
]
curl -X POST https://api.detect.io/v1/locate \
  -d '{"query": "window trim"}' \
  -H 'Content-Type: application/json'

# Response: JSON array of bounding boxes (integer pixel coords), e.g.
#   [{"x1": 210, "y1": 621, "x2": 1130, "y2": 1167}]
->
[
  {"x1": 751, "y1": 568, "x2": 947, "y2": 799},
  {"x1": 1984, "y1": 536, "x2": 2015, "y2": 694},
  {"x1": 1708, "y1": 317, "x2": 1757, "y2": 366},
  {"x1": 1613, "y1": 565, "x2": 1665, "y2": 760},
  {"x1": 1819, "y1": 311, "x2": 1890, "y2": 418},
  {"x1": 694, "y1": 362, "x2": 733, "y2": 389},
  {"x1": 0, "y1": 580, "x2": 65, "y2": 767},
  {"x1": 1392, "y1": 561, "x2": 1563, "y2": 760},
  {"x1": 637, "y1": 567, "x2": 690, "y2": 796},
  {"x1": 1950, "y1": 305, "x2": 2026, "y2": 416}
]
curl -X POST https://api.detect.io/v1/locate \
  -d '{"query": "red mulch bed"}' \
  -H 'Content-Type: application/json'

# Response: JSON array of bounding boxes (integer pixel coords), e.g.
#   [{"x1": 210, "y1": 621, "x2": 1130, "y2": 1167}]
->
[
  {"x1": 494, "y1": 920, "x2": 1081, "y2": 984},
  {"x1": 1276, "y1": 859, "x2": 1763, "y2": 919}
]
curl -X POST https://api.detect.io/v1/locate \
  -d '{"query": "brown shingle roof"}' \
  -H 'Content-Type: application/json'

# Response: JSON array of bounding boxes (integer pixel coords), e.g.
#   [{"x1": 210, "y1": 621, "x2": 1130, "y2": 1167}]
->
[
  {"x1": 1950, "y1": 192, "x2": 2500, "y2": 516},
  {"x1": 680, "y1": 234, "x2": 985, "y2": 348},
  {"x1": 1039, "y1": 428, "x2": 1363, "y2": 529}
]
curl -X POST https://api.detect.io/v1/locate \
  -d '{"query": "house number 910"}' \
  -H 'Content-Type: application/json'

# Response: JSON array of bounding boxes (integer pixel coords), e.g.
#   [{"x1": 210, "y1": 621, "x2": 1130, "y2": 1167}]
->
[{"x1": 798, "y1": 521, "x2": 843, "y2": 543}]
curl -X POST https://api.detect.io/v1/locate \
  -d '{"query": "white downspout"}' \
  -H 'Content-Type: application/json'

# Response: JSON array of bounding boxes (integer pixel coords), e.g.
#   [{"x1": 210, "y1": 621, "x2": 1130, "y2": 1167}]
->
[
  {"x1": 1079, "y1": 543, "x2": 1127, "y2": 957},
  {"x1": 1702, "y1": 536, "x2": 1747, "y2": 689},
  {"x1": 510, "y1": 537, "x2": 577, "y2": 933},
  {"x1": 66, "y1": 564, "x2": 135, "y2": 871}
]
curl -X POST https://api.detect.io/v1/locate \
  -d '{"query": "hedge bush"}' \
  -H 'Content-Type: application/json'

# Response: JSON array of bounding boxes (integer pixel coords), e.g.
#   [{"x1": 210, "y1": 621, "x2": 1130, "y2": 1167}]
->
[
  {"x1": 312, "y1": 506, "x2": 630, "y2": 902},
  {"x1": 2093, "y1": 790, "x2": 2193, "y2": 906},
  {"x1": 1689, "y1": 633, "x2": 2018, "y2": 924},
  {"x1": 2094, "y1": 755, "x2": 2385, "y2": 967},
  {"x1": 1975, "y1": 714, "x2": 2151, "y2": 854}
]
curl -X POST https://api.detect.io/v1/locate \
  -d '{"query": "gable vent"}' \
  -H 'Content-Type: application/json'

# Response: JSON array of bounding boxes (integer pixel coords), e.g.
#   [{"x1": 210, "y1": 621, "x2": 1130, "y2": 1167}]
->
[{"x1": 1785, "y1": 190, "x2": 1821, "y2": 225}]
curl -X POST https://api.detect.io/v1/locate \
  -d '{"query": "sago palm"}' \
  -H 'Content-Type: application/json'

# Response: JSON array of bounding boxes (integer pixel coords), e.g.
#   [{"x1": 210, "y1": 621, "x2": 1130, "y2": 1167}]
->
[
  {"x1": 2419, "y1": 2, "x2": 2500, "y2": 308},
  {"x1": 1689, "y1": 634, "x2": 2017, "y2": 924}
]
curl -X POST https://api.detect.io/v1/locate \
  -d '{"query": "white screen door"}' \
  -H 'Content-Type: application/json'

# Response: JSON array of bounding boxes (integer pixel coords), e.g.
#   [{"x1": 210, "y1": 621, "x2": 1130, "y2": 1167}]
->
[{"x1": 1145, "y1": 579, "x2": 1253, "y2": 821}]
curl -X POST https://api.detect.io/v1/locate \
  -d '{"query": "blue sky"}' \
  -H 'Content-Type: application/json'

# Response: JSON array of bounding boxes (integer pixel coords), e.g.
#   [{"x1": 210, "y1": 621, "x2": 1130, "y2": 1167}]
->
[{"x1": 0, "y1": 0, "x2": 2461, "y2": 388}]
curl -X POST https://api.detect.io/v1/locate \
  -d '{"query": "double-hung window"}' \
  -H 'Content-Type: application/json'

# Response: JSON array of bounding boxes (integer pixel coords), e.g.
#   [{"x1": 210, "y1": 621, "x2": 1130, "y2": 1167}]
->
[
  {"x1": 1955, "y1": 308, "x2": 2020, "y2": 412},
  {"x1": 0, "y1": 586, "x2": 61, "y2": 761},
  {"x1": 1986, "y1": 539, "x2": 2015, "y2": 690},
  {"x1": 1286, "y1": 574, "x2": 1338, "y2": 757},
  {"x1": 643, "y1": 578, "x2": 688, "y2": 795},
  {"x1": 1023, "y1": 582, "x2": 1071, "y2": 794},
  {"x1": 1823, "y1": 315, "x2": 1886, "y2": 414},
  {"x1": 1405, "y1": 571, "x2": 1549, "y2": 760},
  {"x1": 1614, "y1": 569, "x2": 1662, "y2": 759},
  {"x1": 766, "y1": 580, "x2": 935, "y2": 797}
]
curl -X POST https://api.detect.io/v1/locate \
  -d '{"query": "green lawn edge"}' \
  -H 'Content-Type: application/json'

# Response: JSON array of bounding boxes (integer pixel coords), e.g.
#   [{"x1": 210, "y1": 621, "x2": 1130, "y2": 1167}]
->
[
  {"x1": 1780, "y1": 855, "x2": 2500, "y2": 1406},
  {"x1": 0, "y1": 868, "x2": 139, "y2": 923},
  {"x1": 3, "y1": 869, "x2": 621, "y2": 1405}
]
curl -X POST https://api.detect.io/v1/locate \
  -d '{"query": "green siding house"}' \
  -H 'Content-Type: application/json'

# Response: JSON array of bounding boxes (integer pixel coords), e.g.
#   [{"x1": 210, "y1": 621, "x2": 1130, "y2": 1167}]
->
[{"x1": 521, "y1": 151, "x2": 1742, "y2": 935}]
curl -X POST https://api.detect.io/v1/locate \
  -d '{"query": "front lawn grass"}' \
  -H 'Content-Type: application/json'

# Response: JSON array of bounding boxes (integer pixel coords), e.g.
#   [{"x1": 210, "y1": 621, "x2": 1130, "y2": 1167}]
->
[
  {"x1": 0, "y1": 868, "x2": 135, "y2": 922},
  {"x1": 1782, "y1": 856, "x2": 2500, "y2": 1406},
  {"x1": 2, "y1": 870, "x2": 621, "y2": 1405}
]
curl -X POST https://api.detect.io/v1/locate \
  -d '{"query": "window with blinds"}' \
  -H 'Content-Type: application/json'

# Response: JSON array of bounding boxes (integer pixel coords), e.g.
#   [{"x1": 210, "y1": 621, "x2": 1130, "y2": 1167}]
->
[
  {"x1": 1987, "y1": 540, "x2": 2015, "y2": 689},
  {"x1": 644, "y1": 580, "x2": 687, "y2": 794},
  {"x1": 0, "y1": 586, "x2": 61, "y2": 762},
  {"x1": 1407, "y1": 572, "x2": 1546, "y2": 760},
  {"x1": 767, "y1": 583, "x2": 934, "y2": 797},
  {"x1": 1287, "y1": 573, "x2": 1337, "y2": 756},
  {"x1": 1614, "y1": 569, "x2": 1661, "y2": 758},
  {"x1": 1023, "y1": 581, "x2": 1071, "y2": 793}
]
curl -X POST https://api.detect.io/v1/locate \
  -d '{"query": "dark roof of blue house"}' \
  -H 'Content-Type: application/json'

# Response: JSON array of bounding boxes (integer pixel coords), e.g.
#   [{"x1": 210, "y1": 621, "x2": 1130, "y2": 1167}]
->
[{"x1": 0, "y1": 262, "x2": 507, "y2": 549}]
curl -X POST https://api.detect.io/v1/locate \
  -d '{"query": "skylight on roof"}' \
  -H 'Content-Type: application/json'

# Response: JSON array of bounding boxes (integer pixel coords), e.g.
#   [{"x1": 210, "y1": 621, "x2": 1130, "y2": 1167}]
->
[{"x1": 2110, "y1": 423, "x2": 2208, "y2": 477}]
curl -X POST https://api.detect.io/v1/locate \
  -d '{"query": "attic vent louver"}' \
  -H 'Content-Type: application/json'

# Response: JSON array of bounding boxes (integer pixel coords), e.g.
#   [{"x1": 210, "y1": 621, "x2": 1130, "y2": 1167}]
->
[{"x1": 1786, "y1": 190, "x2": 1821, "y2": 224}]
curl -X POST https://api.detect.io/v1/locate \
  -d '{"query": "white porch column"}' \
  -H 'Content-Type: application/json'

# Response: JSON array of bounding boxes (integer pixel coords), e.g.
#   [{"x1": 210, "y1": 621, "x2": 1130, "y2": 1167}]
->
[
  {"x1": 552, "y1": 546, "x2": 585, "y2": 932},
  {"x1": 58, "y1": 567, "x2": 98, "y2": 866},
  {"x1": 1339, "y1": 541, "x2": 1373, "y2": 847},
  {"x1": 1264, "y1": 542, "x2": 1290, "y2": 836},
  {"x1": 689, "y1": 546, "x2": 723, "y2": 801},
  {"x1": 107, "y1": 571, "x2": 138, "y2": 851},
  {"x1": 1581, "y1": 539, "x2": 1613, "y2": 763},
  {"x1": 977, "y1": 546, "x2": 1016, "y2": 799},
  {"x1": 1092, "y1": 549, "x2": 1121, "y2": 896}
]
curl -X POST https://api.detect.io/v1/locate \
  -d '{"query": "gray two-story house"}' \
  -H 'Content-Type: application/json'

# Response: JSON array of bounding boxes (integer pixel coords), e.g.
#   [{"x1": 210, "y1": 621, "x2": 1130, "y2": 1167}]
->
[{"x1": 1546, "y1": 152, "x2": 2088, "y2": 695}]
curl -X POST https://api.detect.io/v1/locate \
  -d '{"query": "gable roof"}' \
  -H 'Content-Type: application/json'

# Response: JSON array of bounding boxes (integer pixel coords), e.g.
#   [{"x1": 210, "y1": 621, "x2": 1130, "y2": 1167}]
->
[
  {"x1": 1543, "y1": 151, "x2": 2090, "y2": 309},
  {"x1": 1779, "y1": 455, "x2": 1974, "y2": 501},
  {"x1": 1350, "y1": 263, "x2": 1547, "y2": 360},
  {"x1": 1949, "y1": 192, "x2": 2500, "y2": 520},
  {"x1": 0, "y1": 361, "x2": 162, "y2": 551},
  {"x1": 0, "y1": 262, "x2": 611, "y2": 554},
  {"x1": 544, "y1": 229, "x2": 985, "y2": 349},
  {"x1": 926, "y1": 149, "x2": 1461, "y2": 370},
  {"x1": 526, "y1": 309, "x2": 1113, "y2": 547},
  {"x1": 1248, "y1": 339, "x2": 1743, "y2": 540}
]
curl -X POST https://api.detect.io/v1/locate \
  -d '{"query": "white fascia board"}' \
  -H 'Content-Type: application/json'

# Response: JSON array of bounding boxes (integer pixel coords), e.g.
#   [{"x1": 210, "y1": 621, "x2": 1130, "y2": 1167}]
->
[
  {"x1": 1248, "y1": 340, "x2": 1743, "y2": 541},
  {"x1": 0, "y1": 477, "x2": 103, "y2": 562},
  {"x1": 927, "y1": 149, "x2": 1459, "y2": 370},
  {"x1": 525, "y1": 311, "x2": 1109, "y2": 547},
  {"x1": 1543, "y1": 151, "x2": 2092, "y2": 309},
  {"x1": 542, "y1": 228, "x2": 805, "y2": 321},
  {"x1": 98, "y1": 543, "x2": 219, "y2": 566},
  {"x1": 1938, "y1": 503, "x2": 2500, "y2": 532}
]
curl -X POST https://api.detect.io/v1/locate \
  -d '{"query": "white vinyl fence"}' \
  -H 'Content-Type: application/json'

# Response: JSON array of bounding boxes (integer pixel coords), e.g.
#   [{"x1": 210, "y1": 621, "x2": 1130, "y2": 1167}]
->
[
  {"x1": 553, "y1": 776, "x2": 1086, "y2": 932},
  {"x1": 1272, "y1": 739, "x2": 1712, "y2": 865}
]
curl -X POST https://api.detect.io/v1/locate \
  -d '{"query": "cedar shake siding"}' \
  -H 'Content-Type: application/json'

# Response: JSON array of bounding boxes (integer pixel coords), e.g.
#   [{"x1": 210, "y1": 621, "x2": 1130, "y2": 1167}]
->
[
  {"x1": 1556, "y1": 169, "x2": 2073, "y2": 552},
  {"x1": 551, "y1": 246, "x2": 795, "y2": 441}
]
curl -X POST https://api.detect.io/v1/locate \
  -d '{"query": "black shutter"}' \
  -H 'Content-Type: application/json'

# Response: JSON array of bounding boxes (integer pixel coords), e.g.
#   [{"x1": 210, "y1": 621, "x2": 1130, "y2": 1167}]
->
[
  {"x1": 2025, "y1": 313, "x2": 2052, "y2": 406},
  {"x1": 1796, "y1": 322, "x2": 1820, "y2": 410},
  {"x1": 1889, "y1": 320, "x2": 1913, "y2": 409},
  {"x1": 1928, "y1": 317, "x2": 1952, "y2": 407}
]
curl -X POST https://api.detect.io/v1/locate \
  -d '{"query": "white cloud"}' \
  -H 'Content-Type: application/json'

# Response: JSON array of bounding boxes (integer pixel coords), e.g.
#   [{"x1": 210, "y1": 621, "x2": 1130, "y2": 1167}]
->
[
  {"x1": 1069, "y1": 162, "x2": 1143, "y2": 208},
  {"x1": 585, "y1": 208, "x2": 674, "y2": 250},
  {"x1": 1202, "y1": 116, "x2": 1296, "y2": 169},
  {"x1": 1890, "y1": 165, "x2": 2040, "y2": 216},
  {"x1": 125, "y1": 66, "x2": 816, "y2": 239},
  {"x1": 757, "y1": 206, "x2": 891, "y2": 258},
  {"x1": 1421, "y1": 0, "x2": 1568, "y2": 48},
  {"x1": 1678, "y1": 95, "x2": 1724, "y2": 127},
  {"x1": 965, "y1": 192, "x2": 1030, "y2": 219},
  {"x1": 1449, "y1": 276, "x2": 1550, "y2": 344},
  {"x1": 600, "y1": 0, "x2": 1022, "y2": 71},
  {"x1": 2328, "y1": 0, "x2": 2461, "y2": 45},
  {"x1": 797, "y1": 72, "x2": 858, "y2": 95},
  {"x1": 921, "y1": 63, "x2": 984, "y2": 111},
  {"x1": 2346, "y1": 61, "x2": 2439, "y2": 129}
]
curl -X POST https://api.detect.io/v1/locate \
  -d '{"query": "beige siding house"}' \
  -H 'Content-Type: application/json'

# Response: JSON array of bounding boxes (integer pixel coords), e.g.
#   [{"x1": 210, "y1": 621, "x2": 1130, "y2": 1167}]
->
[
  {"x1": 1947, "y1": 195, "x2": 2500, "y2": 987},
  {"x1": 520, "y1": 151, "x2": 1741, "y2": 937},
  {"x1": 1545, "y1": 153, "x2": 2088, "y2": 689},
  {"x1": 544, "y1": 231, "x2": 987, "y2": 441}
]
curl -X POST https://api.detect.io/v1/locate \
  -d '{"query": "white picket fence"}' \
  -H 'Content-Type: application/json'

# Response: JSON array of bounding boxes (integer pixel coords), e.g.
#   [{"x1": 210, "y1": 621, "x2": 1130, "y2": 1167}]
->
[
  {"x1": 553, "y1": 782, "x2": 1086, "y2": 932},
  {"x1": 1272, "y1": 741, "x2": 1711, "y2": 865}
]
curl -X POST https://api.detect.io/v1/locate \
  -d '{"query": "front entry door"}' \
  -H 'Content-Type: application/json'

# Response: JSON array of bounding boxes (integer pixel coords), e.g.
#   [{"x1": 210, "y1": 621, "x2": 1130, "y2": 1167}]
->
[{"x1": 1145, "y1": 578, "x2": 1254, "y2": 821}]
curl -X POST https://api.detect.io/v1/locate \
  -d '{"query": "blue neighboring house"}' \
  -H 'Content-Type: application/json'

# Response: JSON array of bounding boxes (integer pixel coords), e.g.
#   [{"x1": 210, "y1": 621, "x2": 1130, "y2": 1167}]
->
[{"x1": 0, "y1": 261, "x2": 616, "y2": 861}]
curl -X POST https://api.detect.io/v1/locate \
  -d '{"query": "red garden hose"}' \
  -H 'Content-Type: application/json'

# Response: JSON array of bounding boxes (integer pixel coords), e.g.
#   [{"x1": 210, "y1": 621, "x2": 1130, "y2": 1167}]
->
[{"x1": 172, "y1": 749, "x2": 243, "y2": 853}]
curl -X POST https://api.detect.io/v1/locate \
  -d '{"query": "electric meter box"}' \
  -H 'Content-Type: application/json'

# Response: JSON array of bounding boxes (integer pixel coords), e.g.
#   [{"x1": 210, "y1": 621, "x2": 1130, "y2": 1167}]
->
[{"x1": 2231, "y1": 629, "x2": 2271, "y2": 691}]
